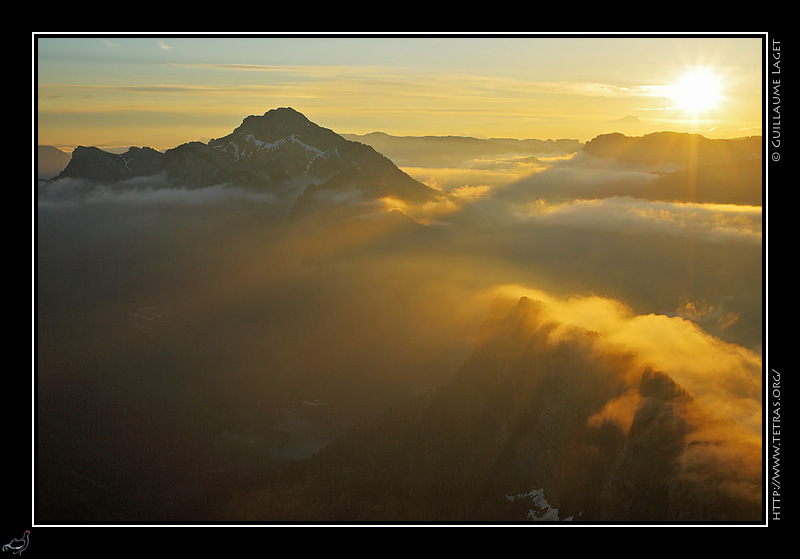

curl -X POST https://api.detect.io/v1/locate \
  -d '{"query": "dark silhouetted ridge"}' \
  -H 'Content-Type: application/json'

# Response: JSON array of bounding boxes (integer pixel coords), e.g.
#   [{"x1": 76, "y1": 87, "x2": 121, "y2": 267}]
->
[
  {"x1": 583, "y1": 131, "x2": 762, "y2": 167},
  {"x1": 638, "y1": 366, "x2": 693, "y2": 401}
]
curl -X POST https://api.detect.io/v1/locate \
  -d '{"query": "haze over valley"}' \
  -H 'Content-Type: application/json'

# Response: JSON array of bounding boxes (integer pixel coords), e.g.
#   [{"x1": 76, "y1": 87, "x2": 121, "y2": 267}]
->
[{"x1": 35, "y1": 35, "x2": 765, "y2": 525}]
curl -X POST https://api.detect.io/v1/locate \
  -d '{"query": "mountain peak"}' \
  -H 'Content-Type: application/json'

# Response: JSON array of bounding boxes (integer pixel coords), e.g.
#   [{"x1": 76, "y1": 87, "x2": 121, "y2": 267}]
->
[
  {"x1": 265, "y1": 106, "x2": 309, "y2": 119},
  {"x1": 209, "y1": 107, "x2": 344, "y2": 156},
  {"x1": 48, "y1": 107, "x2": 441, "y2": 210},
  {"x1": 241, "y1": 106, "x2": 313, "y2": 131}
]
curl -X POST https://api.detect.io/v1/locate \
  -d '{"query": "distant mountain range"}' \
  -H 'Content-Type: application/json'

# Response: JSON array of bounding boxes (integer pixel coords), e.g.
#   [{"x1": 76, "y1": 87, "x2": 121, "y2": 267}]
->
[
  {"x1": 37, "y1": 145, "x2": 72, "y2": 180},
  {"x1": 38, "y1": 110, "x2": 763, "y2": 209},
  {"x1": 340, "y1": 131, "x2": 583, "y2": 167}
]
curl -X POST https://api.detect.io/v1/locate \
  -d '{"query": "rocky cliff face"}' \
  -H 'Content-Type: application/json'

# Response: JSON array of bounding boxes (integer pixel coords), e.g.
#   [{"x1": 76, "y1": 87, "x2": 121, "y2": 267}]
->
[{"x1": 161, "y1": 142, "x2": 240, "y2": 188}]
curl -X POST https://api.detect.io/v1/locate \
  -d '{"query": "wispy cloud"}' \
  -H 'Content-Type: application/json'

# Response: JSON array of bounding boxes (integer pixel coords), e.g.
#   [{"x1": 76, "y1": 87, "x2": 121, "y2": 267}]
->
[{"x1": 164, "y1": 62, "x2": 665, "y2": 101}]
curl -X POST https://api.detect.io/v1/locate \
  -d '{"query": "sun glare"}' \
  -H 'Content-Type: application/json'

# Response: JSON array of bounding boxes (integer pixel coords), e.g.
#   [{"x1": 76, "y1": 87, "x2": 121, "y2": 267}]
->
[{"x1": 670, "y1": 67, "x2": 725, "y2": 116}]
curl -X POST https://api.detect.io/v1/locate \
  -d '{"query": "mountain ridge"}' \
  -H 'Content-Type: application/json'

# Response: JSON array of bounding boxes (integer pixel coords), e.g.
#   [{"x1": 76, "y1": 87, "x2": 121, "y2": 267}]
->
[
  {"x1": 40, "y1": 122, "x2": 762, "y2": 185},
  {"x1": 47, "y1": 107, "x2": 442, "y2": 212},
  {"x1": 341, "y1": 131, "x2": 583, "y2": 167},
  {"x1": 582, "y1": 131, "x2": 762, "y2": 167}
]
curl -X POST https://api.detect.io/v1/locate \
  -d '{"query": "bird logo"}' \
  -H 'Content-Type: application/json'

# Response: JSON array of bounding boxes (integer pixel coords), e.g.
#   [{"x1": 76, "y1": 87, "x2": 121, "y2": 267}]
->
[{"x1": 2, "y1": 531, "x2": 29, "y2": 555}]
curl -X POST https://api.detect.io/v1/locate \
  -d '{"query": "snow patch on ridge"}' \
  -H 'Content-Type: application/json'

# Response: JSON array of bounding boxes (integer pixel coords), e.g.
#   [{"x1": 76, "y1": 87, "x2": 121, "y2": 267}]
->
[
  {"x1": 505, "y1": 488, "x2": 577, "y2": 521},
  {"x1": 213, "y1": 132, "x2": 333, "y2": 172}
]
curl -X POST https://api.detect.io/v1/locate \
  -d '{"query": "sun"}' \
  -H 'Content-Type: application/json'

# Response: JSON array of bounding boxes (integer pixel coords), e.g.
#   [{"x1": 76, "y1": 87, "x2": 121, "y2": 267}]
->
[{"x1": 669, "y1": 67, "x2": 725, "y2": 116}]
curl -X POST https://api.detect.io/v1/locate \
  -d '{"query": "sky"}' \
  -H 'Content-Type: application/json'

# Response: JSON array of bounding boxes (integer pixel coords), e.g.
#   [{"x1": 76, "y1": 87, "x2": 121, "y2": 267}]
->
[
  {"x1": 34, "y1": 33, "x2": 765, "y2": 151},
  {"x1": 35, "y1": 32, "x2": 767, "y2": 525}
]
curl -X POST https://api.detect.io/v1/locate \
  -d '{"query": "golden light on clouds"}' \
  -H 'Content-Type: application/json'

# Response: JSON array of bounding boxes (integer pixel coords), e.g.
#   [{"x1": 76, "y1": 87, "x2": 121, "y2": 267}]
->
[
  {"x1": 520, "y1": 197, "x2": 762, "y2": 245},
  {"x1": 488, "y1": 284, "x2": 763, "y2": 436}
]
